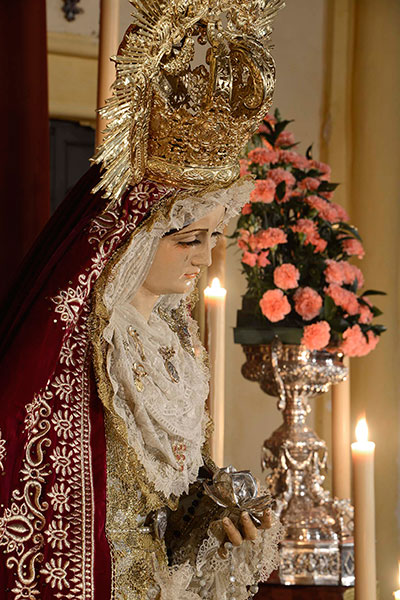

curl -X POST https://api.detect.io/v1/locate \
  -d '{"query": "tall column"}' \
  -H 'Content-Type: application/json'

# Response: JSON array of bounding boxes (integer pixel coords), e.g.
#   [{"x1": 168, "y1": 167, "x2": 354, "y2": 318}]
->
[
  {"x1": 350, "y1": 2, "x2": 400, "y2": 598},
  {"x1": 96, "y1": 0, "x2": 120, "y2": 146}
]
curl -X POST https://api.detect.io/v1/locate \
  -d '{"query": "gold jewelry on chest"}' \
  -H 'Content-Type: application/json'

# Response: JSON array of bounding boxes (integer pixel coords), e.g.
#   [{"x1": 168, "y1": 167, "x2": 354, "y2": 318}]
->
[{"x1": 126, "y1": 326, "x2": 180, "y2": 387}]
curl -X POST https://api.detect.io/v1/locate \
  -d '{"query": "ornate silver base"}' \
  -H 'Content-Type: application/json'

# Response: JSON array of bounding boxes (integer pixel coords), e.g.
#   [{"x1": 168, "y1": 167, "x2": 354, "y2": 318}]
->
[
  {"x1": 241, "y1": 340, "x2": 355, "y2": 587},
  {"x1": 280, "y1": 540, "x2": 340, "y2": 585}
]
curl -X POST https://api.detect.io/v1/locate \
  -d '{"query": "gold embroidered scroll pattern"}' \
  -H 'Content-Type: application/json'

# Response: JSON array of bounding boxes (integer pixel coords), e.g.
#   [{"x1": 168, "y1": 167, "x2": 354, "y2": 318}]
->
[
  {"x1": 0, "y1": 428, "x2": 6, "y2": 472},
  {"x1": 0, "y1": 312, "x2": 96, "y2": 599},
  {"x1": 0, "y1": 390, "x2": 52, "y2": 600},
  {"x1": 44, "y1": 317, "x2": 95, "y2": 599},
  {"x1": 51, "y1": 183, "x2": 173, "y2": 330}
]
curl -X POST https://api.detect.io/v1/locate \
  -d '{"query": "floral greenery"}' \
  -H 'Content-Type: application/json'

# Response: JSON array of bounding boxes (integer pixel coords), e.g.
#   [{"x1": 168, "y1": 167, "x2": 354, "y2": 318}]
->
[{"x1": 232, "y1": 110, "x2": 385, "y2": 356}]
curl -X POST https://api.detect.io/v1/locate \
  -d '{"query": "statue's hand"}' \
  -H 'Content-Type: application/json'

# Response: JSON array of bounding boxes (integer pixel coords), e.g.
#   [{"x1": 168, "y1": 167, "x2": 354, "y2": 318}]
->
[{"x1": 222, "y1": 509, "x2": 271, "y2": 547}]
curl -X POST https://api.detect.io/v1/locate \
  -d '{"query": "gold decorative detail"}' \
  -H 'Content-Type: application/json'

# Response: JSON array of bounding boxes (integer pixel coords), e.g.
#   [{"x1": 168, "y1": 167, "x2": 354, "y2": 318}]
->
[
  {"x1": 91, "y1": 0, "x2": 284, "y2": 205},
  {"x1": 158, "y1": 305, "x2": 195, "y2": 358},
  {"x1": 158, "y1": 346, "x2": 180, "y2": 383},
  {"x1": 128, "y1": 326, "x2": 147, "y2": 361},
  {"x1": 132, "y1": 362, "x2": 148, "y2": 392},
  {"x1": 0, "y1": 392, "x2": 52, "y2": 597},
  {"x1": 0, "y1": 429, "x2": 6, "y2": 472},
  {"x1": 172, "y1": 442, "x2": 187, "y2": 472}
]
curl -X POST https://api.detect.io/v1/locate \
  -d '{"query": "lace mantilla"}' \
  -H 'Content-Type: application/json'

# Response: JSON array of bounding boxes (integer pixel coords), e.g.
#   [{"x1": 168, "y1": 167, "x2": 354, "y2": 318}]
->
[
  {"x1": 107, "y1": 303, "x2": 209, "y2": 499},
  {"x1": 102, "y1": 179, "x2": 253, "y2": 500}
]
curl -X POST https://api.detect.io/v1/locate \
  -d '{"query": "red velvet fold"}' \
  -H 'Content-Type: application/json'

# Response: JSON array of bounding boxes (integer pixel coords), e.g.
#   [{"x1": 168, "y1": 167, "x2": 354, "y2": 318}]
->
[
  {"x1": 0, "y1": 166, "x2": 175, "y2": 598},
  {"x1": 0, "y1": 0, "x2": 50, "y2": 303}
]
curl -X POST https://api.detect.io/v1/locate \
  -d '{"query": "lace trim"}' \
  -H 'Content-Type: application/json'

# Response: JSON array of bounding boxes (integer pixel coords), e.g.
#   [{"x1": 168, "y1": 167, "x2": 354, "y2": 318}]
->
[{"x1": 153, "y1": 515, "x2": 283, "y2": 600}]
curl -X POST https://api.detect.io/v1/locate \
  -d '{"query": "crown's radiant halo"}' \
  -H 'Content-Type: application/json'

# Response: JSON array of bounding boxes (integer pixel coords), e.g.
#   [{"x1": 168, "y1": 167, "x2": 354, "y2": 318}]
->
[{"x1": 91, "y1": 0, "x2": 285, "y2": 205}]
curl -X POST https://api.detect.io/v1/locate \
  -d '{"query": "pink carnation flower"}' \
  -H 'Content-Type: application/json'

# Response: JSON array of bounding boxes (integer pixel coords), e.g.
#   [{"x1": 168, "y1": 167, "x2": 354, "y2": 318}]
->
[
  {"x1": 341, "y1": 238, "x2": 365, "y2": 259},
  {"x1": 259, "y1": 289, "x2": 291, "y2": 322},
  {"x1": 325, "y1": 283, "x2": 359, "y2": 315},
  {"x1": 324, "y1": 260, "x2": 345, "y2": 285},
  {"x1": 298, "y1": 177, "x2": 320, "y2": 192},
  {"x1": 276, "y1": 131, "x2": 295, "y2": 147},
  {"x1": 254, "y1": 227, "x2": 288, "y2": 250},
  {"x1": 239, "y1": 159, "x2": 250, "y2": 177},
  {"x1": 310, "y1": 160, "x2": 331, "y2": 181},
  {"x1": 241, "y1": 203, "x2": 252, "y2": 215},
  {"x1": 331, "y1": 202, "x2": 349, "y2": 222},
  {"x1": 279, "y1": 150, "x2": 310, "y2": 170},
  {"x1": 343, "y1": 263, "x2": 364, "y2": 288},
  {"x1": 268, "y1": 167, "x2": 296, "y2": 188},
  {"x1": 302, "y1": 321, "x2": 331, "y2": 351},
  {"x1": 242, "y1": 251, "x2": 257, "y2": 267},
  {"x1": 250, "y1": 179, "x2": 276, "y2": 204},
  {"x1": 237, "y1": 229, "x2": 250, "y2": 250},
  {"x1": 291, "y1": 219, "x2": 327, "y2": 253},
  {"x1": 248, "y1": 148, "x2": 279, "y2": 165},
  {"x1": 358, "y1": 304, "x2": 373, "y2": 324},
  {"x1": 257, "y1": 251, "x2": 270, "y2": 268},
  {"x1": 294, "y1": 287, "x2": 323, "y2": 320},
  {"x1": 273, "y1": 263, "x2": 300, "y2": 290},
  {"x1": 258, "y1": 122, "x2": 270, "y2": 134},
  {"x1": 341, "y1": 325, "x2": 379, "y2": 357},
  {"x1": 306, "y1": 196, "x2": 340, "y2": 223},
  {"x1": 324, "y1": 260, "x2": 364, "y2": 289},
  {"x1": 259, "y1": 115, "x2": 276, "y2": 132}
]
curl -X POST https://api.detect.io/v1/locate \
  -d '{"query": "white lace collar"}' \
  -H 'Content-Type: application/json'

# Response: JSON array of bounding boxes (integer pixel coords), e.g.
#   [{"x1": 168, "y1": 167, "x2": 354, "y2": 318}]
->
[{"x1": 106, "y1": 302, "x2": 209, "y2": 499}]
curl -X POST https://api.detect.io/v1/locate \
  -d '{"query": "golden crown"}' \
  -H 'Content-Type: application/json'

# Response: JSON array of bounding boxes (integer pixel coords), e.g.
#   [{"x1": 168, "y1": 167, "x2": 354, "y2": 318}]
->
[{"x1": 92, "y1": 0, "x2": 284, "y2": 204}]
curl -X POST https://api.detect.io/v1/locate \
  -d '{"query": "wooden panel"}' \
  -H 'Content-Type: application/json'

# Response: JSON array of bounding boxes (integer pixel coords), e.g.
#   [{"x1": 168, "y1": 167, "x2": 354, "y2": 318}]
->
[{"x1": 49, "y1": 119, "x2": 95, "y2": 212}]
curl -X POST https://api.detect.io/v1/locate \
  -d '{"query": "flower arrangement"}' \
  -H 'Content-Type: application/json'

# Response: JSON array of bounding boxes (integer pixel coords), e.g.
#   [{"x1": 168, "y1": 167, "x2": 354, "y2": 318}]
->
[{"x1": 233, "y1": 111, "x2": 385, "y2": 356}]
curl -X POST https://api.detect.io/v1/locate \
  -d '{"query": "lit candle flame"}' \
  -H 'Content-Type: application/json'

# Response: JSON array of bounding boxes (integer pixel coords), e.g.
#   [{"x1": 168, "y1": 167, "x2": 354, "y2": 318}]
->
[
  {"x1": 211, "y1": 277, "x2": 221, "y2": 289},
  {"x1": 355, "y1": 417, "x2": 369, "y2": 443},
  {"x1": 204, "y1": 277, "x2": 226, "y2": 298}
]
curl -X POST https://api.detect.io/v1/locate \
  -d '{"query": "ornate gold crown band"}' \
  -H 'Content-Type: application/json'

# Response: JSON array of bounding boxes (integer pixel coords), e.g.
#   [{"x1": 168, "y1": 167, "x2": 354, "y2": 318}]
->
[{"x1": 91, "y1": 0, "x2": 285, "y2": 206}]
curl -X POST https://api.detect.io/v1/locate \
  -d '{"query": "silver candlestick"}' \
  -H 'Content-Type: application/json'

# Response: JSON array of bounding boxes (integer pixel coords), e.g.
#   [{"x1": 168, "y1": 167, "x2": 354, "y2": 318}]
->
[{"x1": 240, "y1": 338, "x2": 354, "y2": 586}]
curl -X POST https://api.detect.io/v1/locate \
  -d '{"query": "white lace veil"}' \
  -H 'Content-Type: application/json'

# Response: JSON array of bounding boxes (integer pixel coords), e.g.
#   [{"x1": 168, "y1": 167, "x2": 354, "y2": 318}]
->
[{"x1": 102, "y1": 178, "x2": 253, "y2": 499}]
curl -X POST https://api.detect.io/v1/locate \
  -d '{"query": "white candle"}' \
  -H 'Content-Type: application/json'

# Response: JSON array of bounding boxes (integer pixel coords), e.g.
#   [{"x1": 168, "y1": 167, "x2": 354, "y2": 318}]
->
[
  {"x1": 351, "y1": 417, "x2": 376, "y2": 600},
  {"x1": 393, "y1": 561, "x2": 400, "y2": 599},
  {"x1": 96, "y1": 0, "x2": 120, "y2": 146},
  {"x1": 332, "y1": 356, "x2": 351, "y2": 499},
  {"x1": 204, "y1": 277, "x2": 226, "y2": 466}
]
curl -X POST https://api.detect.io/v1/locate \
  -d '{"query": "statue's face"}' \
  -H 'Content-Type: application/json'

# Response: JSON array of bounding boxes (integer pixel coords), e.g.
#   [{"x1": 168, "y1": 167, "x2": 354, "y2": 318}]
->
[{"x1": 142, "y1": 206, "x2": 225, "y2": 296}]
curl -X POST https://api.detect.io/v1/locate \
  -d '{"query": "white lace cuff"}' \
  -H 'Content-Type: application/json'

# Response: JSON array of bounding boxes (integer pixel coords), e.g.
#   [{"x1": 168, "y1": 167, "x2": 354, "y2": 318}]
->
[{"x1": 152, "y1": 514, "x2": 283, "y2": 600}]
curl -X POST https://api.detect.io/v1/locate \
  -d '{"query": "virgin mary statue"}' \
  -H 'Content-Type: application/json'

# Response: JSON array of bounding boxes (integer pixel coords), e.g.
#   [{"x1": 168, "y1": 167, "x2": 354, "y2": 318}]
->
[{"x1": 0, "y1": 1, "x2": 284, "y2": 599}]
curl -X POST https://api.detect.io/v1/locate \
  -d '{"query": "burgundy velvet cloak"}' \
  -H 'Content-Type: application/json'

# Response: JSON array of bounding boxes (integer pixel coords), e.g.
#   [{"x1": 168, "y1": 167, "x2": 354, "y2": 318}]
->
[{"x1": 0, "y1": 166, "x2": 176, "y2": 599}]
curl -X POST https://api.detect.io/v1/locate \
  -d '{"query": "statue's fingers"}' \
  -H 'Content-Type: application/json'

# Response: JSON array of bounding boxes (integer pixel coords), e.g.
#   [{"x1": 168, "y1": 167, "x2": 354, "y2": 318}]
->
[
  {"x1": 240, "y1": 511, "x2": 258, "y2": 540},
  {"x1": 260, "y1": 509, "x2": 272, "y2": 530},
  {"x1": 222, "y1": 517, "x2": 243, "y2": 547}
]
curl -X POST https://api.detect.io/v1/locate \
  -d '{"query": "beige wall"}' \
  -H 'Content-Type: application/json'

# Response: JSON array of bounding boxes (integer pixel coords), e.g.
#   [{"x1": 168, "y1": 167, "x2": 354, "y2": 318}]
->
[{"x1": 46, "y1": 0, "x2": 133, "y2": 39}]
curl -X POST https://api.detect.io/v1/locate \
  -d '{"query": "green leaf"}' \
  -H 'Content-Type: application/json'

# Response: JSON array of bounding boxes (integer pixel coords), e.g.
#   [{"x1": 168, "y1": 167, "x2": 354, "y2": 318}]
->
[
  {"x1": 332, "y1": 222, "x2": 362, "y2": 241},
  {"x1": 361, "y1": 289, "x2": 387, "y2": 297},
  {"x1": 330, "y1": 316, "x2": 350, "y2": 333},
  {"x1": 318, "y1": 181, "x2": 339, "y2": 192},
  {"x1": 324, "y1": 295, "x2": 337, "y2": 320},
  {"x1": 274, "y1": 119, "x2": 293, "y2": 136},
  {"x1": 306, "y1": 144, "x2": 313, "y2": 159},
  {"x1": 371, "y1": 324, "x2": 387, "y2": 334},
  {"x1": 276, "y1": 181, "x2": 286, "y2": 200}
]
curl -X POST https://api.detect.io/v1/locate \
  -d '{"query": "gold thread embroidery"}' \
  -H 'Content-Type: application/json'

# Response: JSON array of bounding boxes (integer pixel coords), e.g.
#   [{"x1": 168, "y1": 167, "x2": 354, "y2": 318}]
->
[{"x1": 0, "y1": 428, "x2": 6, "y2": 472}]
